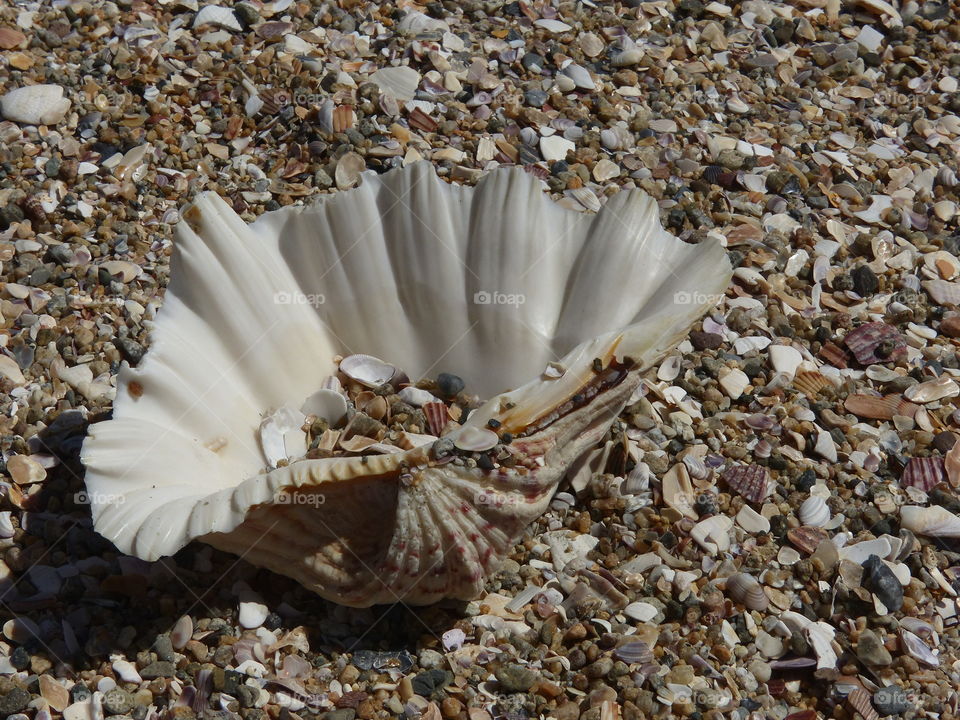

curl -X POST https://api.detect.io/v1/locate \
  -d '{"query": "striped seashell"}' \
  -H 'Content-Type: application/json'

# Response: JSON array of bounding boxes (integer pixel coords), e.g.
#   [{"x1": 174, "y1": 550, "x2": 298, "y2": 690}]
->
[
  {"x1": 798, "y1": 496, "x2": 830, "y2": 528},
  {"x1": 844, "y1": 393, "x2": 919, "y2": 420},
  {"x1": 722, "y1": 463, "x2": 769, "y2": 504},
  {"x1": 681, "y1": 453, "x2": 712, "y2": 481},
  {"x1": 900, "y1": 457, "x2": 946, "y2": 493},
  {"x1": 613, "y1": 640, "x2": 654, "y2": 664},
  {"x1": 900, "y1": 629, "x2": 939, "y2": 667},
  {"x1": 843, "y1": 322, "x2": 907, "y2": 365},
  {"x1": 422, "y1": 401, "x2": 449, "y2": 436},
  {"x1": 846, "y1": 688, "x2": 879, "y2": 720},
  {"x1": 787, "y1": 525, "x2": 829, "y2": 554},
  {"x1": 793, "y1": 370, "x2": 830, "y2": 397},
  {"x1": 725, "y1": 572, "x2": 769, "y2": 611},
  {"x1": 818, "y1": 341, "x2": 850, "y2": 369},
  {"x1": 80, "y1": 163, "x2": 732, "y2": 608}
]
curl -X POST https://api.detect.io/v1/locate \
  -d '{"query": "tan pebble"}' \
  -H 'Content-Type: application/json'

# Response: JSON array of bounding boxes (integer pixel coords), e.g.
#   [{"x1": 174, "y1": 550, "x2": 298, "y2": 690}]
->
[
  {"x1": 7, "y1": 454, "x2": 46, "y2": 485},
  {"x1": 39, "y1": 675, "x2": 70, "y2": 711},
  {"x1": 7, "y1": 52, "x2": 33, "y2": 70},
  {"x1": 0, "y1": 28, "x2": 26, "y2": 49}
]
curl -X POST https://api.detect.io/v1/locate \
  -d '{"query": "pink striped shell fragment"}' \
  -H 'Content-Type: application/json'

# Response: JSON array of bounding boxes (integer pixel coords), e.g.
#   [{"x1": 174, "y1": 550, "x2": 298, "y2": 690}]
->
[
  {"x1": 900, "y1": 457, "x2": 946, "y2": 493},
  {"x1": 721, "y1": 463, "x2": 770, "y2": 504},
  {"x1": 843, "y1": 322, "x2": 907, "y2": 365}
]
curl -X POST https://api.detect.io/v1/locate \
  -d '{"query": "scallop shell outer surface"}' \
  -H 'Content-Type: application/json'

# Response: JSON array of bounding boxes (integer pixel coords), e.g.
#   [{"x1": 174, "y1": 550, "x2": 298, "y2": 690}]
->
[{"x1": 80, "y1": 163, "x2": 731, "y2": 607}]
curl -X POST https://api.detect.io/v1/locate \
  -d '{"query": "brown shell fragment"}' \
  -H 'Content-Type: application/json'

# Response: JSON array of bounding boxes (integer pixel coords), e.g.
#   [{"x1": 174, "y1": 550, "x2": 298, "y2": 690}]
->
[
  {"x1": 721, "y1": 463, "x2": 769, "y2": 504},
  {"x1": 846, "y1": 688, "x2": 879, "y2": 720},
  {"x1": 900, "y1": 457, "x2": 946, "y2": 493},
  {"x1": 818, "y1": 341, "x2": 849, "y2": 369},
  {"x1": 787, "y1": 525, "x2": 829, "y2": 554},
  {"x1": 844, "y1": 393, "x2": 919, "y2": 420},
  {"x1": 843, "y1": 323, "x2": 907, "y2": 365}
]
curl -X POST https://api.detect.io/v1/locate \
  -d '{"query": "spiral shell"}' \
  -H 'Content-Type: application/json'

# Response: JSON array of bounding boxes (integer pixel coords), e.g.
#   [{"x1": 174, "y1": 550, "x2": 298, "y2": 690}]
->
[
  {"x1": 725, "y1": 572, "x2": 769, "y2": 611},
  {"x1": 798, "y1": 496, "x2": 830, "y2": 528}
]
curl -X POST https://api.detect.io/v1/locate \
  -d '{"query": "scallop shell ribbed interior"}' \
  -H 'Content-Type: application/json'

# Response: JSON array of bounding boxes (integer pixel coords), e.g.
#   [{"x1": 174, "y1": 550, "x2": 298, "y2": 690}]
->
[{"x1": 80, "y1": 162, "x2": 731, "y2": 606}]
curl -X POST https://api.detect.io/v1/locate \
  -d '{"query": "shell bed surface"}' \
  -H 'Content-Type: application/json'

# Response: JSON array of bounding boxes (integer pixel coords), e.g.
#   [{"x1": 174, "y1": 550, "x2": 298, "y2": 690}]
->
[{"x1": 1, "y1": 0, "x2": 960, "y2": 719}]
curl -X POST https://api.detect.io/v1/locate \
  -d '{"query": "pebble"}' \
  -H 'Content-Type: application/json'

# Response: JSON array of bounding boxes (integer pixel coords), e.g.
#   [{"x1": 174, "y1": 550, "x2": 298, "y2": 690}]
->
[
  {"x1": 495, "y1": 664, "x2": 538, "y2": 693},
  {"x1": 139, "y1": 662, "x2": 176, "y2": 680},
  {"x1": 863, "y1": 555, "x2": 904, "y2": 611},
  {"x1": 436, "y1": 372, "x2": 465, "y2": 398},
  {"x1": 103, "y1": 688, "x2": 134, "y2": 716},
  {"x1": 0, "y1": 688, "x2": 31, "y2": 715},
  {"x1": 857, "y1": 629, "x2": 893, "y2": 666}
]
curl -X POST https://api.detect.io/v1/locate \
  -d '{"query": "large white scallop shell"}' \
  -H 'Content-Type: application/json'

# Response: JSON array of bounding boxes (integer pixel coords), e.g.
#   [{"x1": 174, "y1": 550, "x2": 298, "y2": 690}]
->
[{"x1": 80, "y1": 163, "x2": 731, "y2": 606}]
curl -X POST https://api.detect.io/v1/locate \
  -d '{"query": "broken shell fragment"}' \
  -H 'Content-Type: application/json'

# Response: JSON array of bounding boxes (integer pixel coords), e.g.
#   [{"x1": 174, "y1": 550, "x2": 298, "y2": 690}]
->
[
  {"x1": 903, "y1": 376, "x2": 959, "y2": 403},
  {"x1": 787, "y1": 525, "x2": 829, "y2": 554},
  {"x1": 722, "y1": 463, "x2": 769, "y2": 504},
  {"x1": 80, "y1": 163, "x2": 731, "y2": 606},
  {"x1": 663, "y1": 463, "x2": 698, "y2": 519},
  {"x1": 691, "y1": 515, "x2": 733, "y2": 554},
  {"x1": 300, "y1": 389, "x2": 348, "y2": 426},
  {"x1": 0, "y1": 84, "x2": 71, "y2": 125},
  {"x1": 900, "y1": 457, "x2": 945, "y2": 493},
  {"x1": 900, "y1": 505, "x2": 960, "y2": 537},
  {"x1": 843, "y1": 322, "x2": 907, "y2": 365}
]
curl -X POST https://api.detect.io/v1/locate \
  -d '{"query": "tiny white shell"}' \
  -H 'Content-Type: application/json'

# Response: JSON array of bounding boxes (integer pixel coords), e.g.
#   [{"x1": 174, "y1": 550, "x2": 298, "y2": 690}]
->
[
  {"x1": 452, "y1": 426, "x2": 499, "y2": 452},
  {"x1": 300, "y1": 389, "x2": 348, "y2": 425},
  {"x1": 398, "y1": 386, "x2": 436, "y2": 407},
  {"x1": 339, "y1": 353, "x2": 396, "y2": 388},
  {"x1": 799, "y1": 496, "x2": 830, "y2": 528},
  {"x1": 725, "y1": 572, "x2": 769, "y2": 610}
]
